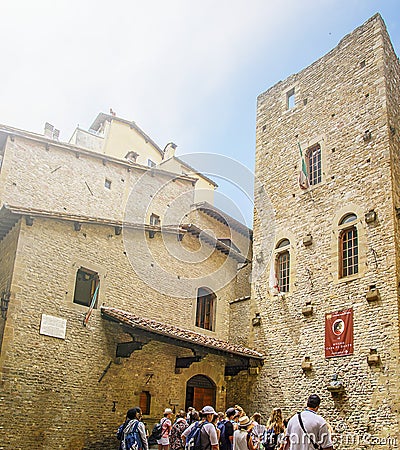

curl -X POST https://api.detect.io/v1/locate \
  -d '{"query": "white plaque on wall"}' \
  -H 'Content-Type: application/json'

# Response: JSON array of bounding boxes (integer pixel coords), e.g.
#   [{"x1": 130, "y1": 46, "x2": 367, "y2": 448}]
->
[{"x1": 40, "y1": 314, "x2": 67, "y2": 340}]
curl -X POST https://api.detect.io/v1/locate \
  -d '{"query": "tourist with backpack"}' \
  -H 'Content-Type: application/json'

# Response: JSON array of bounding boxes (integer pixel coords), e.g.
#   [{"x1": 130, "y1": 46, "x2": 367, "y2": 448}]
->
[
  {"x1": 250, "y1": 413, "x2": 265, "y2": 450},
  {"x1": 181, "y1": 405, "x2": 219, "y2": 450},
  {"x1": 170, "y1": 410, "x2": 189, "y2": 450},
  {"x1": 263, "y1": 408, "x2": 285, "y2": 450},
  {"x1": 233, "y1": 416, "x2": 256, "y2": 450},
  {"x1": 156, "y1": 408, "x2": 173, "y2": 450},
  {"x1": 117, "y1": 407, "x2": 148, "y2": 450},
  {"x1": 218, "y1": 407, "x2": 236, "y2": 450}
]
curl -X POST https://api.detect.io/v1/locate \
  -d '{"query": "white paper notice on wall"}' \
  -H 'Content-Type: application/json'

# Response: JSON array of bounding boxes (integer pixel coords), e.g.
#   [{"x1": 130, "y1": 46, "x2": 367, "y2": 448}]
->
[{"x1": 40, "y1": 314, "x2": 67, "y2": 340}]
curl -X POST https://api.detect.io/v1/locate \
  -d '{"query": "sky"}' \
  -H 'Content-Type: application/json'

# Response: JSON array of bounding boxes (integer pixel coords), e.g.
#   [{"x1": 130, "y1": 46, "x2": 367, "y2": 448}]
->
[{"x1": 0, "y1": 0, "x2": 399, "y2": 226}]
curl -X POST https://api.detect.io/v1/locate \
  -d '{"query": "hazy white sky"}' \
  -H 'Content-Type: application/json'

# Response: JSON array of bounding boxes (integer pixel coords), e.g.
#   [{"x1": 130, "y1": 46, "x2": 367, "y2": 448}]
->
[{"x1": 0, "y1": 0, "x2": 399, "y2": 223}]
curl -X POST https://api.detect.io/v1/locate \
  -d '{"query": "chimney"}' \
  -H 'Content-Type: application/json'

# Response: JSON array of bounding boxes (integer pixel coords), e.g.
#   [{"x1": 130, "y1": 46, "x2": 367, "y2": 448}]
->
[
  {"x1": 44, "y1": 122, "x2": 60, "y2": 141},
  {"x1": 163, "y1": 142, "x2": 177, "y2": 160},
  {"x1": 53, "y1": 129, "x2": 60, "y2": 141},
  {"x1": 44, "y1": 122, "x2": 54, "y2": 138}
]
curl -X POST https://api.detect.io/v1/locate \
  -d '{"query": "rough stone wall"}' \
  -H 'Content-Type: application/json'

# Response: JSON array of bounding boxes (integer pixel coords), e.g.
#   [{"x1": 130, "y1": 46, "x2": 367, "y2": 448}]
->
[
  {"x1": 0, "y1": 222, "x2": 20, "y2": 351},
  {"x1": 0, "y1": 216, "x2": 243, "y2": 449},
  {"x1": 0, "y1": 135, "x2": 192, "y2": 223},
  {"x1": 251, "y1": 14, "x2": 400, "y2": 446}
]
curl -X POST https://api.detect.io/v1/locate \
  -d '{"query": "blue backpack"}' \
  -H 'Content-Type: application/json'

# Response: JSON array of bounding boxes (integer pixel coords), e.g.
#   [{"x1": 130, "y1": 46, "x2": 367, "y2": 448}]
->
[
  {"x1": 185, "y1": 421, "x2": 205, "y2": 450},
  {"x1": 217, "y1": 420, "x2": 228, "y2": 450},
  {"x1": 117, "y1": 419, "x2": 143, "y2": 450}
]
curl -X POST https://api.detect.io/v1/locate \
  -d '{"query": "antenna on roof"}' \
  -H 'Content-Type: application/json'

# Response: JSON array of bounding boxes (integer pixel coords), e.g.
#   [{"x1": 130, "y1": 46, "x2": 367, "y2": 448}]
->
[{"x1": 109, "y1": 108, "x2": 116, "y2": 117}]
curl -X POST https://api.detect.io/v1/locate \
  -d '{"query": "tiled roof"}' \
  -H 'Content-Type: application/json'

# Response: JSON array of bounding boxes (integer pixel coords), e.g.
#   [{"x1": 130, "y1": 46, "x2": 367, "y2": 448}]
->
[{"x1": 101, "y1": 306, "x2": 264, "y2": 360}]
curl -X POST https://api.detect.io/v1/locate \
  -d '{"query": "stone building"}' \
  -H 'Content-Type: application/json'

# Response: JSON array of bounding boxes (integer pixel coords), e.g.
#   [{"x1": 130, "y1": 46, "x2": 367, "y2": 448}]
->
[
  {"x1": 252, "y1": 13, "x2": 400, "y2": 446},
  {"x1": 0, "y1": 115, "x2": 257, "y2": 449},
  {"x1": 1, "y1": 12, "x2": 399, "y2": 450}
]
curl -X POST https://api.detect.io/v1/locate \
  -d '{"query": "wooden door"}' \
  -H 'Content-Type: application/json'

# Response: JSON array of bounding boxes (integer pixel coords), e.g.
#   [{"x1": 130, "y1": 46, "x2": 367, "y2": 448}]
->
[{"x1": 193, "y1": 387, "x2": 215, "y2": 411}]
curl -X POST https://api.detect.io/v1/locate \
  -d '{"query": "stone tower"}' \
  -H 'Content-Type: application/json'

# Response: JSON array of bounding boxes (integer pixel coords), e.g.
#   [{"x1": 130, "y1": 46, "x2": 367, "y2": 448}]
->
[{"x1": 252, "y1": 13, "x2": 400, "y2": 444}]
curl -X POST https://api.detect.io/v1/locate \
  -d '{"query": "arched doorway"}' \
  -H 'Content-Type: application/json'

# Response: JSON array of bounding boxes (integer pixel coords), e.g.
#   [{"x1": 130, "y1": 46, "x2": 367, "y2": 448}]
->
[{"x1": 185, "y1": 375, "x2": 216, "y2": 411}]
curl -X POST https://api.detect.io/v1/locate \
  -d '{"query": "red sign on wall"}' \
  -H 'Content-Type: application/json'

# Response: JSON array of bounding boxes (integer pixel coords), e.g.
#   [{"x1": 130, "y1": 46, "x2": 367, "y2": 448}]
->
[{"x1": 325, "y1": 308, "x2": 354, "y2": 358}]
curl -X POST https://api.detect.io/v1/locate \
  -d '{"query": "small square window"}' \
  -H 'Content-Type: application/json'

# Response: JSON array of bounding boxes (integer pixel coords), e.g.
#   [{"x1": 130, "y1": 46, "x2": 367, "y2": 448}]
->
[
  {"x1": 73, "y1": 268, "x2": 100, "y2": 307},
  {"x1": 287, "y1": 88, "x2": 295, "y2": 109},
  {"x1": 150, "y1": 213, "x2": 160, "y2": 226},
  {"x1": 148, "y1": 159, "x2": 156, "y2": 168},
  {"x1": 105, "y1": 179, "x2": 112, "y2": 189}
]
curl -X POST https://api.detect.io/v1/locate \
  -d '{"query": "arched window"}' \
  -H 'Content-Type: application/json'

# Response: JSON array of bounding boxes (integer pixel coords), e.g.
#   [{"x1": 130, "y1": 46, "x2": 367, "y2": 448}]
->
[
  {"x1": 307, "y1": 144, "x2": 322, "y2": 186},
  {"x1": 276, "y1": 239, "x2": 290, "y2": 292},
  {"x1": 195, "y1": 288, "x2": 216, "y2": 331},
  {"x1": 339, "y1": 214, "x2": 358, "y2": 278}
]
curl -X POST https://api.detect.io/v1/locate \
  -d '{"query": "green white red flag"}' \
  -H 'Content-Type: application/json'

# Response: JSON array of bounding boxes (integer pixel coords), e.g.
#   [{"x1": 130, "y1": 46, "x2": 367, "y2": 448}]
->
[{"x1": 298, "y1": 142, "x2": 309, "y2": 190}]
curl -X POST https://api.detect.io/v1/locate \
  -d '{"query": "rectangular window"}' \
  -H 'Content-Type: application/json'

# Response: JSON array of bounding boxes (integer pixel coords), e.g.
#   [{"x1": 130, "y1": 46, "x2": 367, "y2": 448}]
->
[
  {"x1": 149, "y1": 214, "x2": 160, "y2": 238},
  {"x1": 149, "y1": 214, "x2": 160, "y2": 226},
  {"x1": 287, "y1": 88, "x2": 295, "y2": 109},
  {"x1": 307, "y1": 144, "x2": 322, "y2": 186},
  {"x1": 196, "y1": 289, "x2": 216, "y2": 331},
  {"x1": 340, "y1": 228, "x2": 359, "y2": 277},
  {"x1": 278, "y1": 251, "x2": 290, "y2": 292},
  {"x1": 139, "y1": 391, "x2": 151, "y2": 415},
  {"x1": 73, "y1": 268, "x2": 100, "y2": 307},
  {"x1": 148, "y1": 159, "x2": 156, "y2": 168}
]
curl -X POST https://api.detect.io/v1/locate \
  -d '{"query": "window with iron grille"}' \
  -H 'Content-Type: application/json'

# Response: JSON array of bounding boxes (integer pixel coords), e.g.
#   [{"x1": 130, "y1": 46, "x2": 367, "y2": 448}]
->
[
  {"x1": 339, "y1": 214, "x2": 358, "y2": 278},
  {"x1": 196, "y1": 287, "x2": 216, "y2": 331},
  {"x1": 307, "y1": 144, "x2": 322, "y2": 186},
  {"x1": 276, "y1": 239, "x2": 290, "y2": 293}
]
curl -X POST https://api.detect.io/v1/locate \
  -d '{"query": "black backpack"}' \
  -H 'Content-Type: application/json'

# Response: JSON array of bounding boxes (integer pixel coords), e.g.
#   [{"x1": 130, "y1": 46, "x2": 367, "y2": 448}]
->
[
  {"x1": 262, "y1": 428, "x2": 277, "y2": 450},
  {"x1": 148, "y1": 419, "x2": 166, "y2": 445}
]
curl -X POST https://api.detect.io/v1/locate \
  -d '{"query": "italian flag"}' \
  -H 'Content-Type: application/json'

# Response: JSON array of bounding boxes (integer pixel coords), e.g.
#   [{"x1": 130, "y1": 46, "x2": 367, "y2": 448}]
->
[
  {"x1": 269, "y1": 257, "x2": 279, "y2": 294},
  {"x1": 298, "y1": 142, "x2": 309, "y2": 190}
]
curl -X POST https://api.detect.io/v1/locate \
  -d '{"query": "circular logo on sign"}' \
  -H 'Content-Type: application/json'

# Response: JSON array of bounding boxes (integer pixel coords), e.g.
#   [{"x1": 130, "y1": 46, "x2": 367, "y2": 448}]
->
[{"x1": 332, "y1": 319, "x2": 345, "y2": 336}]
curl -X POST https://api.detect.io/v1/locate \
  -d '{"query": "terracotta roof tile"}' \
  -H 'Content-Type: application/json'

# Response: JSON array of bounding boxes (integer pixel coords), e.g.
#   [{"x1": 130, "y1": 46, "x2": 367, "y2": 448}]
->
[{"x1": 101, "y1": 306, "x2": 263, "y2": 360}]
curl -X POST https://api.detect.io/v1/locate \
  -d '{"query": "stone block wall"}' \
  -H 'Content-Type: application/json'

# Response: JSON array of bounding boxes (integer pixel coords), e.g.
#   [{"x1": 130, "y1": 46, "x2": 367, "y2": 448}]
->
[
  {"x1": 0, "y1": 216, "x2": 242, "y2": 448},
  {"x1": 250, "y1": 13, "x2": 400, "y2": 446}
]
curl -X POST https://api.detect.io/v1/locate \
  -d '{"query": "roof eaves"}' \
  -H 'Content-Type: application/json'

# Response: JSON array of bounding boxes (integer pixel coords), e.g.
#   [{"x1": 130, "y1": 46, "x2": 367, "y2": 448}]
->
[
  {"x1": 101, "y1": 306, "x2": 264, "y2": 360},
  {"x1": 193, "y1": 201, "x2": 253, "y2": 238},
  {"x1": 172, "y1": 156, "x2": 218, "y2": 188}
]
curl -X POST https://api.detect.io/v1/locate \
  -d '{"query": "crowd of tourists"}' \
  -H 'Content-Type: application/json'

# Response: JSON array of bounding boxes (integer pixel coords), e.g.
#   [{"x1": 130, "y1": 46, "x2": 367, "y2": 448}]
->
[{"x1": 117, "y1": 394, "x2": 334, "y2": 450}]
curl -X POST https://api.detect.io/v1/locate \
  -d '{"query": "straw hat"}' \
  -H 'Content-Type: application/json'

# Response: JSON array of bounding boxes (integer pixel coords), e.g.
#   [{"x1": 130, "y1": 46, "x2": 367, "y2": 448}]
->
[{"x1": 238, "y1": 415, "x2": 252, "y2": 428}]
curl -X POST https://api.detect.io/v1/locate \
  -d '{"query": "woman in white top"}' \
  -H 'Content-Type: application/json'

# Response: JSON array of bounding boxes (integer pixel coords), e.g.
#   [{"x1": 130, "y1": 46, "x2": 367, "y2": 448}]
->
[{"x1": 233, "y1": 416, "x2": 256, "y2": 450}]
